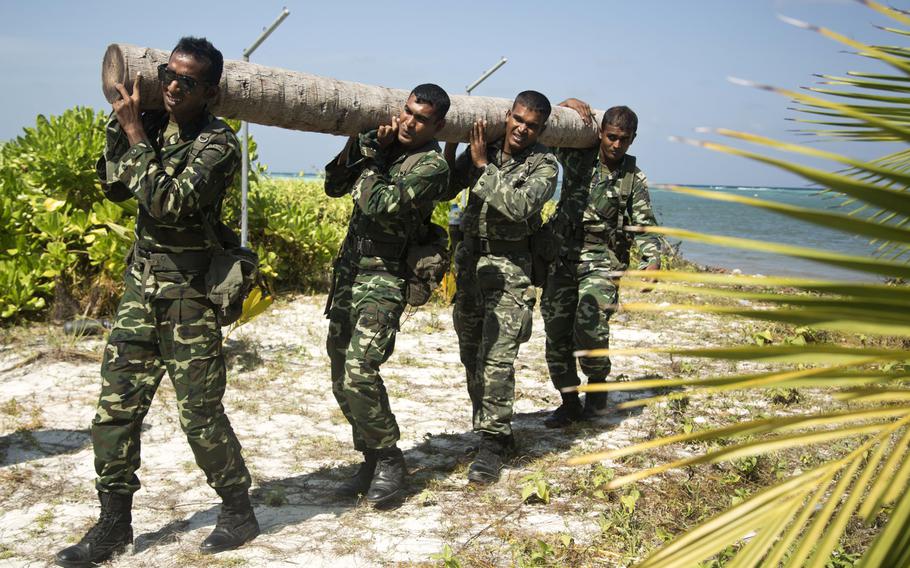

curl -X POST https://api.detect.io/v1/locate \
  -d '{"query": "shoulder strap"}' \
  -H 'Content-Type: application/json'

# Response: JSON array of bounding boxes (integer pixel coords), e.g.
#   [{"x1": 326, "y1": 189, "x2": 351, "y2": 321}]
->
[
  {"x1": 187, "y1": 119, "x2": 229, "y2": 165},
  {"x1": 396, "y1": 146, "x2": 439, "y2": 238},
  {"x1": 616, "y1": 155, "x2": 637, "y2": 230},
  {"x1": 189, "y1": 119, "x2": 232, "y2": 251},
  {"x1": 618, "y1": 155, "x2": 637, "y2": 198},
  {"x1": 400, "y1": 151, "x2": 426, "y2": 176}
]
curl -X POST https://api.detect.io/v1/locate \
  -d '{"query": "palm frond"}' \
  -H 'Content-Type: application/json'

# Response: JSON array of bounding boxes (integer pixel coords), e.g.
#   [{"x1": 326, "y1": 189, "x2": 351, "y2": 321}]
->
[{"x1": 572, "y1": 4, "x2": 910, "y2": 566}]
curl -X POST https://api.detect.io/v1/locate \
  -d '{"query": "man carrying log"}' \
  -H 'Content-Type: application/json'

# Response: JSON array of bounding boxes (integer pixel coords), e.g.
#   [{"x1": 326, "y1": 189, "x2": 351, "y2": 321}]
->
[
  {"x1": 325, "y1": 84, "x2": 451, "y2": 506},
  {"x1": 541, "y1": 100, "x2": 661, "y2": 427},
  {"x1": 443, "y1": 91, "x2": 558, "y2": 483},
  {"x1": 55, "y1": 37, "x2": 259, "y2": 567}
]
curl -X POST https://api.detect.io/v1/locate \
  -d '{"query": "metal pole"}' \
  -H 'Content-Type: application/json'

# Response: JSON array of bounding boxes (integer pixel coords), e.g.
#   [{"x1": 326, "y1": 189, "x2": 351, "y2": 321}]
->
[
  {"x1": 241, "y1": 7, "x2": 290, "y2": 248},
  {"x1": 241, "y1": 102, "x2": 250, "y2": 247},
  {"x1": 465, "y1": 56, "x2": 507, "y2": 95}
]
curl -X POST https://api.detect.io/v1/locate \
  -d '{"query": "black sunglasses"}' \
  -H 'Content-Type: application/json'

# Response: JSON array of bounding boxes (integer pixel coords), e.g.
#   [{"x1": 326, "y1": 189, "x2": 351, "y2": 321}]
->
[{"x1": 157, "y1": 63, "x2": 207, "y2": 92}]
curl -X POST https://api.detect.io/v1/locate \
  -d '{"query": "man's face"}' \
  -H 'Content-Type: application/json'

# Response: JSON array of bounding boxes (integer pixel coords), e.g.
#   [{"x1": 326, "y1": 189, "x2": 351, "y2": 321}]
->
[
  {"x1": 599, "y1": 124, "x2": 635, "y2": 165},
  {"x1": 397, "y1": 94, "x2": 444, "y2": 148},
  {"x1": 504, "y1": 103, "x2": 547, "y2": 154},
  {"x1": 161, "y1": 51, "x2": 214, "y2": 120}
]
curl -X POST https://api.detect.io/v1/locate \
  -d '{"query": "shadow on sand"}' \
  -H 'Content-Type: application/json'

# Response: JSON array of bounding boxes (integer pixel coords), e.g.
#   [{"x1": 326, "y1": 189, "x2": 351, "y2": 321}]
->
[
  {"x1": 0, "y1": 428, "x2": 90, "y2": 467},
  {"x1": 131, "y1": 386, "x2": 654, "y2": 553}
]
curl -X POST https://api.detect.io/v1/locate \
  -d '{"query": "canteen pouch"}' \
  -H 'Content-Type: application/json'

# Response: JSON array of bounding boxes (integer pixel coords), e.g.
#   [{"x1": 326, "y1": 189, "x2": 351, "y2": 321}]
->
[
  {"x1": 529, "y1": 221, "x2": 560, "y2": 287},
  {"x1": 205, "y1": 244, "x2": 259, "y2": 326},
  {"x1": 404, "y1": 222, "x2": 450, "y2": 307},
  {"x1": 202, "y1": 219, "x2": 260, "y2": 327}
]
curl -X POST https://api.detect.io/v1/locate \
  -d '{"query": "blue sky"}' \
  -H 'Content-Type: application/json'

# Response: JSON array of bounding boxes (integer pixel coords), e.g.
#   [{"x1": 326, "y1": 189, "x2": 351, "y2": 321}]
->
[{"x1": 0, "y1": 0, "x2": 903, "y2": 186}]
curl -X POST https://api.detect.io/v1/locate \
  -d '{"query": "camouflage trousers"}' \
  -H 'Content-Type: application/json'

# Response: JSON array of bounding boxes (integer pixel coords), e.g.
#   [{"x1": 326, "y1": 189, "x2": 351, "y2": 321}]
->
[
  {"x1": 92, "y1": 267, "x2": 251, "y2": 495},
  {"x1": 453, "y1": 243, "x2": 535, "y2": 438},
  {"x1": 540, "y1": 258, "x2": 619, "y2": 391},
  {"x1": 326, "y1": 257, "x2": 406, "y2": 451}
]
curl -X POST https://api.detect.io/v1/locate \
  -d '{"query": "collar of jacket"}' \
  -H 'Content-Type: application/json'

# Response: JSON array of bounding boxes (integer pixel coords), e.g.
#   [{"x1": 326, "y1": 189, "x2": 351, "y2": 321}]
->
[
  {"x1": 487, "y1": 138, "x2": 546, "y2": 166},
  {"x1": 180, "y1": 112, "x2": 215, "y2": 140},
  {"x1": 593, "y1": 152, "x2": 633, "y2": 180},
  {"x1": 393, "y1": 138, "x2": 441, "y2": 165}
]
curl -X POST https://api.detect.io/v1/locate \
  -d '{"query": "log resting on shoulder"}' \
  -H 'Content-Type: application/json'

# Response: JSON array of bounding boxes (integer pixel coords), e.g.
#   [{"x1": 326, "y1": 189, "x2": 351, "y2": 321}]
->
[{"x1": 102, "y1": 43, "x2": 604, "y2": 148}]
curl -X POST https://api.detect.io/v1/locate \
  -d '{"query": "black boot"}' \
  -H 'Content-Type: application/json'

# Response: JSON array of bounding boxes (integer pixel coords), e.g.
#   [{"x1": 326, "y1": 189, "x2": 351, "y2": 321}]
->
[
  {"x1": 544, "y1": 392, "x2": 584, "y2": 428},
  {"x1": 365, "y1": 447, "x2": 406, "y2": 506},
  {"x1": 336, "y1": 450, "x2": 378, "y2": 498},
  {"x1": 467, "y1": 435, "x2": 513, "y2": 484},
  {"x1": 199, "y1": 486, "x2": 260, "y2": 554},
  {"x1": 55, "y1": 492, "x2": 133, "y2": 568},
  {"x1": 582, "y1": 391, "x2": 609, "y2": 419}
]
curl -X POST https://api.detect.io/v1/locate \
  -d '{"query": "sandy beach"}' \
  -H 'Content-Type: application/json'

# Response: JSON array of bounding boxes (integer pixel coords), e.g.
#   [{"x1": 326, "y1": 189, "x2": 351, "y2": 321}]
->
[{"x1": 0, "y1": 288, "x2": 772, "y2": 567}]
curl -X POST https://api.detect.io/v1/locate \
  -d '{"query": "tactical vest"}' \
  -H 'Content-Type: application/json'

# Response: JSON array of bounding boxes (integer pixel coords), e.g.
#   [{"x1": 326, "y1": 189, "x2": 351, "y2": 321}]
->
[
  {"x1": 469, "y1": 146, "x2": 550, "y2": 242},
  {"x1": 555, "y1": 152, "x2": 637, "y2": 250},
  {"x1": 350, "y1": 142, "x2": 439, "y2": 258}
]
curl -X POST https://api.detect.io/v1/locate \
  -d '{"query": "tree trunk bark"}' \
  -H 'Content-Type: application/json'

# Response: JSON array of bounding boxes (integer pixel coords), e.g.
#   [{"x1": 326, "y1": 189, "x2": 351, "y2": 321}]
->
[{"x1": 103, "y1": 43, "x2": 604, "y2": 148}]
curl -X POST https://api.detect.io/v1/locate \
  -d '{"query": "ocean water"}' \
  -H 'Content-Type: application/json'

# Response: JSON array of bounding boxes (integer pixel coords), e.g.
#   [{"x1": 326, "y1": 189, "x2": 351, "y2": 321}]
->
[
  {"x1": 650, "y1": 185, "x2": 881, "y2": 281},
  {"x1": 266, "y1": 173, "x2": 883, "y2": 281}
]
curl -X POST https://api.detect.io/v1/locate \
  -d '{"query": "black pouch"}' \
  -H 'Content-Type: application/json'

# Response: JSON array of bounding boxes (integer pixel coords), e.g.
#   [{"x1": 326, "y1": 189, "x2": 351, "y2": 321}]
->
[
  {"x1": 529, "y1": 222, "x2": 560, "y2": 287},
  {"x1": 404, "y1": 223, "x2": 450, "y2": 307}
]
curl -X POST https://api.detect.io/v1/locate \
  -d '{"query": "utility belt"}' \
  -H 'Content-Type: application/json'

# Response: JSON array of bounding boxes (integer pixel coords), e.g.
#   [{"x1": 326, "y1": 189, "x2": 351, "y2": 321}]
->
[
  {"x1": 564, "y1": 225, "x2": 615, "y2": 246},
  {"x1": 130, "y1": 245, "x2": 212, "y2": 293},
  {"x1": 465, "y1": 236, "x2": 530, "y2": 256},
  {"x1": 349, "y1": 235, "x2": 408, "y2": 260},
  {"x1": 325, "y1": 235, "x2": 410, "y2": 316},
  {"x1": 131, "y1": 246, "x2": 212, "y2": 272},
  {"x1": 560, "y1": 227, "x2": 631, "y2": 264}
]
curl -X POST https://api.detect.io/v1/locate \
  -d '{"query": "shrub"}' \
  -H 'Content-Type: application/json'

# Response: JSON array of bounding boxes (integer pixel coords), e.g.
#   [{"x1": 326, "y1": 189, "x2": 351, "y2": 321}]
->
[{"x1": 0, "y1": 107, "x2": 131, "y2": 321}]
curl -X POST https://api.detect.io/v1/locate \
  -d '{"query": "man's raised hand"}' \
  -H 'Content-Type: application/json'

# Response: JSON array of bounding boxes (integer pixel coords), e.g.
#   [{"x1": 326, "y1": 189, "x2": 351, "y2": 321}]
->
[
  {"x1": 113, "y1": 74, "x2": 147, "y2": 146},
  {"x1": 377, "y1": 116, "x2": 399, "y2": 149},
  {"x1": 469, "y1": 119, "x2": 488, "y2": 168},
  {"x1": 559, "y1": 98, "x2": 598, "y2": 133}
]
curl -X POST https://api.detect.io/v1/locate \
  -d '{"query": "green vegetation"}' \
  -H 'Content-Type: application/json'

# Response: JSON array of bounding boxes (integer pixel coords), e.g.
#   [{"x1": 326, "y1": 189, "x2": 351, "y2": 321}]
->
[
  {"x1": 0, "y1": 110, "x2": 376, "y2": 322},
  {"x1": 572, "y1": 3, "x2": 910, "y2": 567},
  {"x1": 225, "y1": 175, "x2": 351, "y2": 292},
  {"x1": 0, "y1": 107, "x2": 129, "y2": 321}
]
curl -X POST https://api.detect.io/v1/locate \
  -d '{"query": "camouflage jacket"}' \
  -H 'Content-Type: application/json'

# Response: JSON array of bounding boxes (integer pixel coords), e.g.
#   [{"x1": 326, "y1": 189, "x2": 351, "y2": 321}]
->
[
  {"x1": 550, "y1": 146, "x2": 660, "y2": 269},
  {"x1": 97, "y1": 111, "x2": 241, "y2": 255},
  {"x1": 325, "y1": 129, "x2": 450, "y2": 271},
  {"x1": 445, "y1": 139, "x2": 558, "y2": 242}
]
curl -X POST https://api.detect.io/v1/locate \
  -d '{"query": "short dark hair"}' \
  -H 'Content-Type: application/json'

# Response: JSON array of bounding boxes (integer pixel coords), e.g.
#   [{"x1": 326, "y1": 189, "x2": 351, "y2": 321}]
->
[
  {"x1": 513, "y1": 90, "x2": 551, "y2": 121},
  {"x1": 602, "y1": 106, "x2": 638, "y2": 134},
  {"x1": 411, "y1": 83, "x2": 450, "y2": 120},
  {"x1": 172, "y1": 36, "x2": 224, "y2": 85}
]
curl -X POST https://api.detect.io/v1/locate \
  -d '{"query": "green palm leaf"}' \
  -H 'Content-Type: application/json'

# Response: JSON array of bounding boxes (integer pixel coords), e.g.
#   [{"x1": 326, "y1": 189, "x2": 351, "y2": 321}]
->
[{"x1": 571, "y1": 4, "x2": 910, "y2": 566}]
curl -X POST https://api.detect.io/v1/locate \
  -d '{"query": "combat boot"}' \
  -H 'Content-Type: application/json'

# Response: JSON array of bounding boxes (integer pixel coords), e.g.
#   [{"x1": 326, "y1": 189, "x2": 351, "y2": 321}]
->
[
  {"x1": 336, "y1": 450, "x2": 378, "y2": 498},
  {"x1": 55, "y1": 492, "x2": 133, "y2": 568},
  {"x1": 365, "y1": 446, "x2": 406, "y2": 506},
  {"x1": 200, "y1": 486, "x2": 260, "y2": 554},
  {"x1": 543, "y1": 392, "x2": 584, "y2": 428},
  {"x1": 582, "y1": 391, "x2": 610, "y2": 419},
  {"x1": 467, "y1": 435, "x2": 513, "y2": 484}
]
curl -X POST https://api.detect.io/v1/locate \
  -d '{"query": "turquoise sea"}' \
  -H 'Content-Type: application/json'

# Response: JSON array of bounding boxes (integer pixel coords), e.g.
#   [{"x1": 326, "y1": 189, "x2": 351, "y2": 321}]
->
[
  {"x1": 650, "y1": 185, "x2": 880, "y2": 281},
  {"x1": 267, "y1": 173, "x2": 881, "y2": 282}
]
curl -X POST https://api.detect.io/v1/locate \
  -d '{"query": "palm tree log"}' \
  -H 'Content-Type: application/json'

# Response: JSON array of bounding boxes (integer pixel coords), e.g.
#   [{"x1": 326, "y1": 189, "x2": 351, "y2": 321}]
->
[{"x1": 102, "y1": 43, "x2": 604, "y2": 147}]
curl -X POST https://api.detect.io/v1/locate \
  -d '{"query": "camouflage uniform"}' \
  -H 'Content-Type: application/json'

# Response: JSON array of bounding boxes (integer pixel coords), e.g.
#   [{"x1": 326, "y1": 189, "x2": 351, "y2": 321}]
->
[
  {"x1": 92, "y1": 111, "x2": 251, "y2": 495},
  {"x1": 325, "y1": 131, "x2": 449, "y2": 451},
  {"x1": 446, "y1": 140, "x2": 558, "y2": 438},
  {"x1": 541, "y1": 147, "x2": 660, "y2": 393}
]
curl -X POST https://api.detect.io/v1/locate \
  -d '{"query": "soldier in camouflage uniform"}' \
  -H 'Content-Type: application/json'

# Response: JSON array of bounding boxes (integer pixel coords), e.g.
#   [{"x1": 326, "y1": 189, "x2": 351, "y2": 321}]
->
[
  {"x1": 325, "y1": 84, "x2": 450, "y2": 506},
  {"x1": 541, "y1": 101, "x2": 661, "y2": 428},
  {"x1": 56, "y1": 38, "x2": 258, "y2": 568},
  {"x1": 443, "y1": 91, "x2": 558, "y2": 483}
]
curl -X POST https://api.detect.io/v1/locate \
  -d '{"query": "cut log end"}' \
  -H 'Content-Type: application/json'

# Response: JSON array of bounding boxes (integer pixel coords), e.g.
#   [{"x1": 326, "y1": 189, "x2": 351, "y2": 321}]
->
[
  {"x1": 102, "y1": 44, "x2": 126, "y2": 104},
  {"x1": 102, "y1": 44, "x2": 168, "y2": 110}
]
